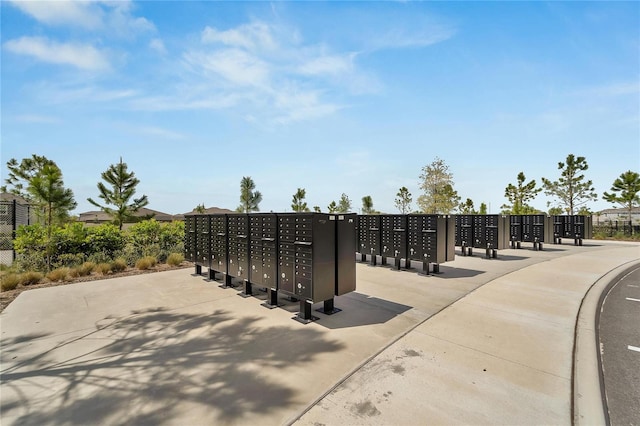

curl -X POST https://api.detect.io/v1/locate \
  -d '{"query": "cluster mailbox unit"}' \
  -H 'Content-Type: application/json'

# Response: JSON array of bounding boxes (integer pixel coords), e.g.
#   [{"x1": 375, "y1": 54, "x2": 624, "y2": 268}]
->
[
  {"x1": 453, "y1": 214, "x2": 509, "y2": 256},
  {"x1": 356, "y1": 214, "x2": 455, "y2": 274},
  {"x1": 357, "y1": 215, "x2": 381, "y2": 265},
  {"x1": 380, "y1": 215, "x2": 408, "y2": 270},
  {"x1": 551, "y1": 215, "x2": 593, "y2": 245},
  {"x1": 185, "y1": 212, "x2": 356, "y2": 323},
  {"x1": 509, "y1": 214, "x2": 549, "y2": 250}
]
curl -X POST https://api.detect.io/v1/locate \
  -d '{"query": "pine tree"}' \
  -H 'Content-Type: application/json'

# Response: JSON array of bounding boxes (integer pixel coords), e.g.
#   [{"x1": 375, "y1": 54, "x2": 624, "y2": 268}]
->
[
  {"x1": 88, "y1": 158, "x2": 149, "y2": 230},
  {"x1": 501, "y1": 172, "x2": 541, "y2": 214},
  {"x1": 291, "y1": 188, "x2": 310, "y2": 212},
  {"x1": 542, "y1": 154, "x2": 597, "y2": 215},
  {"x1": 237, "y1": 176, "x2": 262, "y2": 213},
  {"x1": 603, "y1": 170, "x2": 640, "y2": 225},
  {"x1": 362, "y1": 195, "x2": 374, "y2": 214},
  {"x1": 394, "y1": 187, "x2": 412, "y2": 214}
]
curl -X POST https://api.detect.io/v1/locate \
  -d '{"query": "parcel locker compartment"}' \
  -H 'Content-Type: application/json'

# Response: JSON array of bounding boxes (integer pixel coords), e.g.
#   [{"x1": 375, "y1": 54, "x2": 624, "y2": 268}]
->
[
  {"x1": 278, "y1": 257, "x2": 295, "y2": 293},
  {"x1": 295, "y1": 277, "x2": 312, "y2": 299}
]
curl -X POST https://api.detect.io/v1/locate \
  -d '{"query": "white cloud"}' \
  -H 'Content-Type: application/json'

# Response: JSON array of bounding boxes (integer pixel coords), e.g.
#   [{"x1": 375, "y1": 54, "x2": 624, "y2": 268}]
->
[
  {"x1": 149, "y1": 38, "x2": 167, "y2": 54},
  {"x1": 4, "y1": 36, "x2": 111, "y2": 71},
  {"x1": 184, "y1": 48, "x2": 270, "y2": 88},
  {"x1": 273, "y1": 87, "x2": 342, "y2": 124},
  {"x1": 201, "y1": 21, "x2": 276, "y2": 52},
  {"x1": 128, "y1": 93, "x2": 241, "y2": 112},
  {"x1": 370, "y1": 25, "x2": 455, "y2": 50},
  {"x1": 32, "y1": 82, "x2": 137, "y2": 104},
  {"x1": 298, "y1": 53, "x2": 355, "y2": 76},
  {"x1": 8, "y1": 0, "x2": 154, "y2": 35},
  {"x1": 8, "y1": 0, "x2": 103, "y2": 29}
]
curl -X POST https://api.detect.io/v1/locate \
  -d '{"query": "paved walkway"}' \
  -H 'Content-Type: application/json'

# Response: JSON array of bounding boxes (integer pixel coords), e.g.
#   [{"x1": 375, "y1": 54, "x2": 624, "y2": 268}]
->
[{"x1": 1, "y1": 240, "x2": 638, "y2": 425}]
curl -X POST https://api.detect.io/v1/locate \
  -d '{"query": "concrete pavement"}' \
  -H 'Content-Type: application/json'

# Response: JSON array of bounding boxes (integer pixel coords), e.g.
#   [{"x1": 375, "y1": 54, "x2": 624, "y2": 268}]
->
[{"x1": 1, "y1": 240, "x2": 638, "y2": 425}]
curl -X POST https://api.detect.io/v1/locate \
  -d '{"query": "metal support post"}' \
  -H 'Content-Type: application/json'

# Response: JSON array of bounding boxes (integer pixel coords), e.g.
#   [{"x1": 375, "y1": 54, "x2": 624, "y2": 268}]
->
[
  {"x1": 239, "y1": 280, "x2": 252, "y2": 297},
  {"x1": 219, "y1": 273, "x2": 232, "y2": 289},
  {"x1": 419, "y1": 261, "x2": 430, "y2": 276},
  {"x1": 261, "y1": 288, "x2": 280, "y2": 309},
  {"x1": 294, "y1": 300, "x2": 318, "y2": 324},
  {"x1": 316, "y1": 297, "x2": 342, "y2": 315}
]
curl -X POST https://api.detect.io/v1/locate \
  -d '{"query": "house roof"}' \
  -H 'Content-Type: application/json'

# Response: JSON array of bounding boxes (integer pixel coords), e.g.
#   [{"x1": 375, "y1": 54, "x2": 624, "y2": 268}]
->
[
  {"x1": 77, "y1": 207, "x2": 182, "y2": 222},
  {"x1": 183, "y1": 207, "x2": 235, "y2": 215},
  {"x1": 0, "y1": 192, "x2": 31, "y2": 205}
]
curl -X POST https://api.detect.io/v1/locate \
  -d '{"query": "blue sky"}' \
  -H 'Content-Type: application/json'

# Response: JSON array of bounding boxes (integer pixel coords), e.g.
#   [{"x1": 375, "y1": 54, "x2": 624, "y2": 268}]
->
[{"x1": 2, "y1": 1, "x2": 638, "y2": 215}]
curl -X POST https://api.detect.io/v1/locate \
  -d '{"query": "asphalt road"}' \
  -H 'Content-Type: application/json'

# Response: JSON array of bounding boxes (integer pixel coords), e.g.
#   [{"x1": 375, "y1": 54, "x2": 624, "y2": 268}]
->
[{"x1": 599, "y1": 265, "x2": 640, "y2": 426}]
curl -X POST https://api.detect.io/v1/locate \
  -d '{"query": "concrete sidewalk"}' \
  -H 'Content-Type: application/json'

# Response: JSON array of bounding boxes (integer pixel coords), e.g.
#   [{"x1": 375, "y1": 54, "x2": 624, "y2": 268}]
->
[{"x1": 1, "y1": 240, "x2": 638, "y2": 425}]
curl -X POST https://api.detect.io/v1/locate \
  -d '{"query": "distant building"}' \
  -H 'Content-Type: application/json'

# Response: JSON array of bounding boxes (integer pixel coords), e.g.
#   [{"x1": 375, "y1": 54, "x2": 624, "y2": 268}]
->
[
  {"x1": 77, "y1": 207, "x2": 184, "y2": 228},
  {"x1": 183, "y1": 206, "x2": 235, "y2": 215},
  {"x1": 595, "y1": 207, "x2": 640, "y2": 224}
]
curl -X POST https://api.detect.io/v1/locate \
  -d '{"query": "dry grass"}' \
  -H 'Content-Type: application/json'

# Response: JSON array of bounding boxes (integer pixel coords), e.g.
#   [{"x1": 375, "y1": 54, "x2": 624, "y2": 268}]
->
[
  {"x1": 46, "y1": 267, "x2": 71, "y2": 282},
  {"x1": 111, "y1": 258, "x2": 127, "y2": 272},
  {"x1": 135, "y1": 256, "x2": 157, "y2": 270},
  {"x1": 21, "y1": 271, "x2": 44, "y2": 286},
  {"x1": 167, "y1": 253, "x2": 184, "y2": 266},
  {"x1": 96, "y1": 263, "x2": 113, "y2": 275},
  {"x1": 1, "y1": 274, "x2": 21, "y2": 291}
]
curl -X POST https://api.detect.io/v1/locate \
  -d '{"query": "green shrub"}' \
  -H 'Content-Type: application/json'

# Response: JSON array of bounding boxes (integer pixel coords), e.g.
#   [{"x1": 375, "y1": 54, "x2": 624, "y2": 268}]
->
[
  {"x1": 51, "y1": 223, "x2": 88, "y2": 256},
  {"x1": 87, "y1": 224, "x2": 125, "y2": 257},
  {"x1": 47, "y1": 267, "x2": 71, "y2": 282},
  {"x1": 96, "y1": 263, "x2": 113, "y2": 275},
  {"x1": 1, "y1": 273, "x2": 21, "y2": 291},
  {"x1": 87, "y1": 251, "x2": 113, "y2": 265},
  {"x1": 135, "y1": 256, "x2": 157, "y2": 270},
  {"x1": 14, "y1": 253, "x2": 47, "y2": 273},
  {"x1": 20, "y1": 271, "x2": 44, "y2": 286},
  {"x1": 126, "y1": 220, "x2": 184, "y2": 262},
  {"x1": 167, "y1": 252, "x2": 184, "y2": 266},
  {"x1": 54, "y1": 253, "x2": 86, "y2": 269},
  {"x1": 111, "y1": 258, "x2": 127, "y2": 273},
  {"x1": 13, "y1": 224, "x2": 48, "y2": 254},
  {"x1": 118, "y1": 244, "x2": 140, "y2": 267}
]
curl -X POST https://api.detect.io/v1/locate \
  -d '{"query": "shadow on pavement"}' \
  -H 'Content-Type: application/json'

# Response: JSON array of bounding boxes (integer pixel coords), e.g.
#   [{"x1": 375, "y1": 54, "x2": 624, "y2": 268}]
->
[
  {"x1": 317, "y1": 292, "x2": 412, "y2": 330},
  {"x1": 1, "y1": 307, "x2": 345, "y2": 425}
]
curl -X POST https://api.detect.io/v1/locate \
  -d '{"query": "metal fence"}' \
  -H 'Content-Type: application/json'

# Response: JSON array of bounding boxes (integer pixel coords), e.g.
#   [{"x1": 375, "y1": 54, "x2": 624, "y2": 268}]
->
[
  {"x1": 593, "y1": 220, "x2": 639, "y2": 237},
  {"x1": 0, "y1": 200, "x2": 33, "y2": 265}
]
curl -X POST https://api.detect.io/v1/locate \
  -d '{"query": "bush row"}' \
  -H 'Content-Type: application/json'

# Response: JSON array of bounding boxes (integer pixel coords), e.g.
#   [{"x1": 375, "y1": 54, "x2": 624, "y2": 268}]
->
[
  {"x1": 1, "y1": 253, "x2": 186, "y2": 292},
  {"x1": 12, "y1": 219, "x2": 185, "y2": 272}
]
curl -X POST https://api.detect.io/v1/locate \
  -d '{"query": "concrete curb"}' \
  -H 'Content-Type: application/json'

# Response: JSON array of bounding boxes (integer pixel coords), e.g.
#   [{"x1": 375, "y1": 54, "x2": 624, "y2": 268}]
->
[{"x1": 572, "y1": 258, "x2": 640, "y2": 426}]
